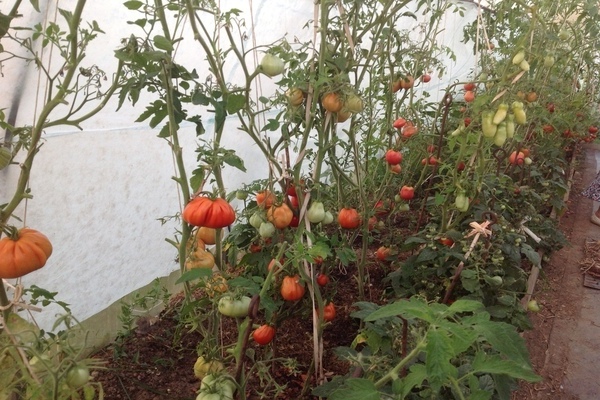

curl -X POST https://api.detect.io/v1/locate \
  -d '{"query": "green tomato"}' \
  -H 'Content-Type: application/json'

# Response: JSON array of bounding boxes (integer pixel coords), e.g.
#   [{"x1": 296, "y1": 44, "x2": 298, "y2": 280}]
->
[
  {"x1": 527, "y1": 300, "x2": 540, "y2": 312},
  {"x1": 307, "y1": 202, "x2": 326, "y2": 223},
  {"x1": 321, "y1": 211, "x2": 334, "y2": 225},
  {"x1": 345, "y1": 94, "x2": 364, "y2": 113},
  {"x1": 258, "y1": 221, "x2": 275, "y2": 238},
  {"x1": 259, "y1": 54, "x2": 285, "y2": 77},
  {"x1": 197, "y1": 374, "x2": 235, "y2": 400},
  {"x1": 249, "y1": 212, "x2": 264, "y2": 229},
  {"x1": 66, "y1": 366, "x2": 90, "y2": 388},
  {"x1": 235, "y1": 190, "x2": 248, "y2": 200},
  {"x1": 218, "y1": 295, "x2": 251, "y2": 318}
]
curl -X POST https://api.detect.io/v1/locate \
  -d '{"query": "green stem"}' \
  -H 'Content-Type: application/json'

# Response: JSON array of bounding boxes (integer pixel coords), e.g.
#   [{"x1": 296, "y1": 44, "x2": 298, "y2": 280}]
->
[{"x1": 374, "y1": 340, "x2": 426, "y2": 389}]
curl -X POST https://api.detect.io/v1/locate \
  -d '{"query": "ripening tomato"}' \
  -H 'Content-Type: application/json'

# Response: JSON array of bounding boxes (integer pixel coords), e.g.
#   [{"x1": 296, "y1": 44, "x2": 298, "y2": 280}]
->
[
  {"x1": 526, "y1": 91, "x2": 538, "y2": 103},
  {"x1": 547, "y1": 103, "x2": 555, "y2": 113},
  {"x1": 321, "y1": 92, "x2": 343, "y2": 113},
  {"x1": 421, "y1": 74, "x2": 431, "y2": 83},
  {"x1": 375, "y1": 246, "x2": 391, "y2": 261},
  {"x1": 323, "y1": 302, "x2": 336, "y2": 321},
  {"x1": 464, "y1": 90, "x2": 475, "y2": 103},
  {"x1": 281, "y1": 275, "x2": 305, "y2": 301},
  {"x1": 253, "y1": 324, "x2": 276, "y2": 345},
  {"x1": 368, "y1": 216, "x2": 378, "y2": 231},
  {"x1": 266, "y1": 203, "x2": 294, "y2": 229},
  {"x1": 286, "y1": 88, "x2": 304, "y2": 107},
  {"x1": 509, "y1": 151, "x2": 526, "y2": 165},
  {"x1": 385, "y1": 149, "x2": 402, "y2": 165},
  {"x1": 427, "y1": 144, "x2": 436, "y2": 154},
  {"x1": 390, "y1": 164, "x2": 402, "y2": 174},
  {"x1": 399, "y1": 186, "x2": 415, "y2": 200},
  {"x1": 542, "y1": 124, "x2": 554, "y2": 133},
  {"x1": 439, "y1": 237, "x2": 454, "y2": 247},
  {"x1": 402, "y1": 123, "x2": 418, "y2": 138},
  {"x1": 316, "y1": 273, "x2": 330, "y2": 287},
  {"x1": 256, "y1": 190, "x2": 276, "y2": 209}
]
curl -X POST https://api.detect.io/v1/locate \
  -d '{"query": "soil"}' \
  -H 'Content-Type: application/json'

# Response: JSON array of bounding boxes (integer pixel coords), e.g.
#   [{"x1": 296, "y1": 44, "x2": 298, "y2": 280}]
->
[{"x1": 92, "y1": 144, "x2": 600, "y2": 400}]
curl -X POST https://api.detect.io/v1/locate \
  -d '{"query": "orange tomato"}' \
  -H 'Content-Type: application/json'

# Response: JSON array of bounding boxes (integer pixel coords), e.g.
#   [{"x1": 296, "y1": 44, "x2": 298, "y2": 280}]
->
[{"x1": 321, "y1": 92, "x2": 343, "y2": 113}]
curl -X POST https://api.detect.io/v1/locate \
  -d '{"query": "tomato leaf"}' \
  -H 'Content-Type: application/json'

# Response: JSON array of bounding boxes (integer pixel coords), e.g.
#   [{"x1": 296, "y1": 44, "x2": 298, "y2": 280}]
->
[
  {"x1": 123, "y1": 0, "x2": 143, "y2": 10},
  {"x1": 425, "y1": 328, "x2": 457, "y2": 393},
  {"x1": 396, "y1": 363, "x2": 427, "y2": 397},
  {"x1": 221, "y1": 151, "x2": 247, "y2": 172},
  {"x1": 365, "y1": 297, "x2": 433, "y2": 323},
  {"x1": 472, "y1": 351, "x2": 541, "y2": 382},
  {"x1": 472, "y1": 320, "x2": 532, "y2": 368},
  {"x1": 327, "y1": 378, "x2": 380, "y2": 400},
  {"x1": 226, "y1": 94, "x2": 246, "y2": 114},
  {"x1": 153, "y1": 35, "x2": 173, "y2": 52},
  {"x1": 176, "y1": 268, "x2": 212, "y2": 284}
]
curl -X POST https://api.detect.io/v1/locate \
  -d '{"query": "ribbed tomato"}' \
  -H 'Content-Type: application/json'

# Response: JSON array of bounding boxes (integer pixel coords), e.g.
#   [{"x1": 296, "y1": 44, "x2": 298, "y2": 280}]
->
[
  {"x1": 182, "y1": 197, "x2": 236, "y2": 228},
  {"x1": 338, "y1": 207, "x2": 361, "y2": 229},
  {"x1": 253, "y1": 324, "x2": 276, "y2": 345},
  {"x1": 0, "y1": 228, "x2": 53, "y2": 279},
  {"x1": 281, "y1": 275, "x2": 305, "y2": 301}
]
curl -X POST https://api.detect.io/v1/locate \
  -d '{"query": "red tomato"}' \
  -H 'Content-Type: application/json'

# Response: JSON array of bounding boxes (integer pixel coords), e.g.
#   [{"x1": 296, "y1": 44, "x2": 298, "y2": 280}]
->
[
  {"x1": 385, "y1": 149, "x2": 402, "y2": 165},
  {"x1": 252, "y1": 325, "x2": 276, "y2": 345},
  {"x1": 421, "y1": 74, "x2": 431, "y2": 83},
  {"x1": 399, "y1": 186, "x2": 415, "y2": 200},
  {"x1": 547, "y1": 103, "x2": 555, "y2": 113},
  {"x1": 316, "y1": 274, "x2": 330, "y2": 287},
  {"x1": 427, "y1": 144, "x2": 436, "y2": 153},
  {"x1": 464, "y1": 117, "x2": 472, "y2": 127},
  {"x1": 589, "y1": 126, "x2": 598, "y2": 134},
  {"x1": 338, "y1": 207, "x2": 361, "y2": 229},
  {"x1": 393, "y1": 118, "x2": 407, "y2": 129},
  {"x1": 464, "y1": 82, "x2": 476, "y2": 91},
  {"x1": 457, "y1": 161, "x2": 466, "y2": 171},
  {"x1": 323, "y1": 303, "x2": 336, "y2": 322}
]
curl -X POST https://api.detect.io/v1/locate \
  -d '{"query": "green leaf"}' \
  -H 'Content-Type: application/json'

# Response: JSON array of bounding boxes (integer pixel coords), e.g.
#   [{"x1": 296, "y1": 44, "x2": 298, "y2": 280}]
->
[
  {"x1": 189, "y1": 168, "x2": 205, "y2": 192},
  {"x1": 226, "y1": 94, "x2": 246, "y2": 114},
  {"x1": 222, "y1": 151, "x2": 247, "y2": 172},
  {"x1": 520, "y1": 243, "x2": 541, "y2": 266},
  {"x1": 365, "y1": 297, "x2": 433, "y2": 323},
  {"x1": 123, "y1": 0, "x2": 143, "y2": 9},
  {"x1": 473, "y1": 320, "x2": 532, "y2": 368},
  {"x1": 446, "y1": 299, "x2": 484, "y2": 314},
  {"x1": 398, "y1": 363, "x2": 428, "y2": 397},
  {"x1": 30, "y1": 0, "x2": 40, "y2": 12},
  {"x1": 425, "y1": 328, "x2": 457, "y2": 392},
  {"x1": 415, "y1": 247, "x2": 439, "y2": 263},
  {"x1": 328, "y1": 378, "x2": 380, "y2": 400},
  {"x1": 261, "y1": 118, "x2": 280, "y2": 132},
  {"x1": 153, "y1": 35, "x2": 173, "y2": 52},
  {"x1": 472, "y1": 352, "x2": 541, "y2": 382},
  {"x1": 176, "y1": 268, "x2": 212, "y2": 284}
]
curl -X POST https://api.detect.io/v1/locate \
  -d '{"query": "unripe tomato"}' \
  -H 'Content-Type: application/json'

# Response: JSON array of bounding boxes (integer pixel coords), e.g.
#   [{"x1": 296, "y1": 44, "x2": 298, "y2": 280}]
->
[
  {"x1": 286, "y1": 88, "x2": 304, "y2": 107},
  {"x1": 260, "y1": 53, "x2": 285, "y2": 77},
  {"x1": 345, "y1": 94, "x2": 364, "y2": 113},
  {"x1": 218, "y1": 295, "x2": 252, "y2": 318},
  {"x1": 252, "y1": 324, "x2": 276, "y2": 345},
  {"x1": 66, "y1": 366, "x2": 90, "y2": 388}
]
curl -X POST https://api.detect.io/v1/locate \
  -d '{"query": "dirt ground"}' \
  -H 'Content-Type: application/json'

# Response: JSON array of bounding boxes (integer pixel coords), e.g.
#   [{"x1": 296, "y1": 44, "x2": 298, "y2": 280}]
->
[{"x1": 513, "y1": 142, "x2": 600, "y2": 400}]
